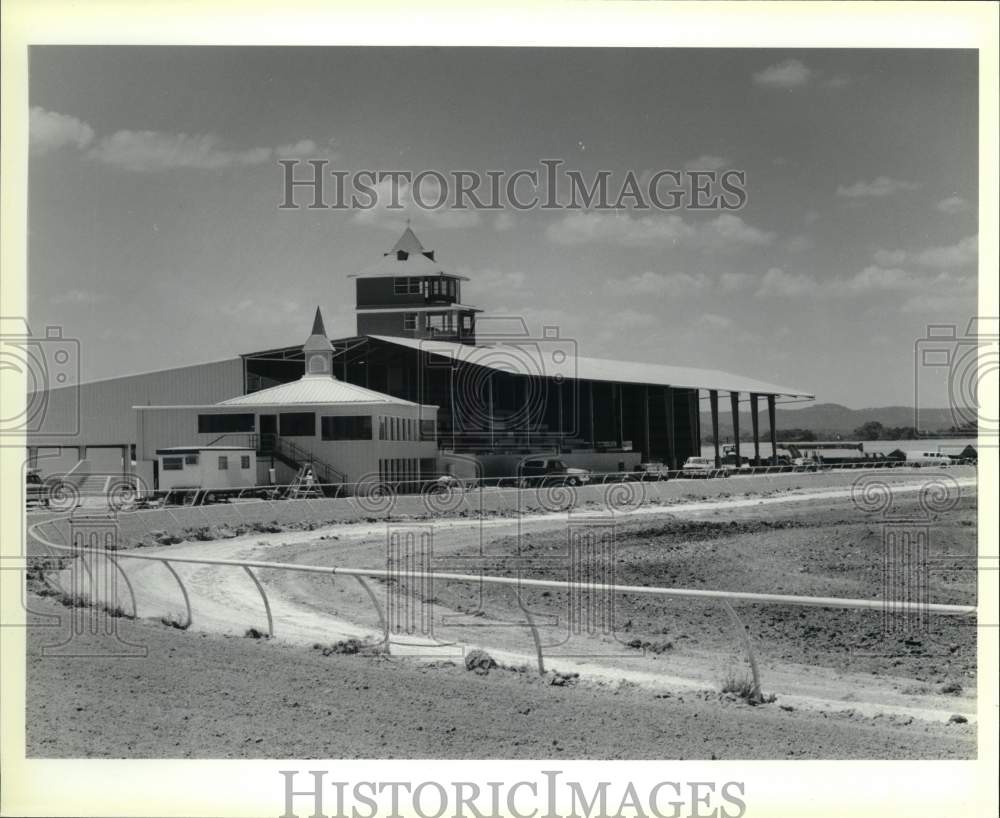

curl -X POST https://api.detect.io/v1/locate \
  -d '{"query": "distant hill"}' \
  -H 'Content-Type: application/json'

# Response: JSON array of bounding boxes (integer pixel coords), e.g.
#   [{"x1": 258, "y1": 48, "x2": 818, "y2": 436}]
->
[{"x1": 699, "y1": 402, "x2": 970, "y2": 440}]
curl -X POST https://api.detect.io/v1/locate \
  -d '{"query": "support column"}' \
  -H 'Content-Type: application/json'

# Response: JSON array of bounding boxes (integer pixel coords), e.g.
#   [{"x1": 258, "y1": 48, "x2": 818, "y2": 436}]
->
[
  {"x1": 557, "y1": 378, "x2": 564, "y2": 452},
  {"x1": 488, "y1": 373, "x2": 495, "y2": 450},
  {"x1": 642, "y1": 385, "x2": 650, "y2": 461},
  {"x1": 767, "y1": 395, "x2": 777, "y2": 465},
  {"x1": 588, "y1": 381, "x2": 595, "y2": 449},
  {"x1": 709, "y1": 390, "x2": 721, "y2": 468},
  {"x1": 663, "y1": 387, "x2": 676, "y2": 470},
  {"x1": 730, "y1": 391, "x2": 741, "y2": 465},
  {"x1": 615, "y1": 384, "x2": 623, "y2": 449},
  {"x1": 750, "y1": 393, "x2": 761, "y2": 465}
]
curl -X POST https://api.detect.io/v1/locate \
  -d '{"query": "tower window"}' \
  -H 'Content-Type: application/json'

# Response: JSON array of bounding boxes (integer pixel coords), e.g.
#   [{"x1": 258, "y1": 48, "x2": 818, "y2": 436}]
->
[
  {"x1": 403, "y1": 313, "x2": 417, "y2": 330},
  {"x1": 394, "y1": 277, "x2": 421, "y2": 294}
]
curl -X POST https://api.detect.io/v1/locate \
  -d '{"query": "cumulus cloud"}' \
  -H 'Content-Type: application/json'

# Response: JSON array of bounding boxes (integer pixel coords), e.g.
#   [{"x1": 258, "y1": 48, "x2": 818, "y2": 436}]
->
[
  {"x1": 912, "y1": 235, "x2": 977, "y2": 268},
  {"x1": 29, "y1": 107, "x2": 94, "y2": 154},
  {"x1": 545, "y1": 211, "x2": 772, "y2": 251},
  {"x1": 683, "y1": 154, "x2": 729, "y2": 171},
  {"x1": 29, "y1": 107, "x2": 329, "y2": 172},
  {"x1": 935, "y1": 196, "x2": 970, "y2": 215},
  {"x1": 755, "y1": 267, "x2": 818, "y2": 298},
  {"x1": 351, "y1": 176, "x2": 481, "y2": 230},
  {"x1": 835, "y1": 176, "x2": 920, "y2": 198},
  {"x1": 88, "y1": 131, "x2": 273, "y2": 172},
  {"x1": 609, "y1": 271, "x2": 711, "y2": 296},
  {"x1": 844, "y1": 265, "x2": 914, "y2": 293},
  {"x1": 752, "y1": 59, "x2": 813, "y2": 89},
  {"x1": 870, "y1": 236, "x2": 977, "y2": 271}
]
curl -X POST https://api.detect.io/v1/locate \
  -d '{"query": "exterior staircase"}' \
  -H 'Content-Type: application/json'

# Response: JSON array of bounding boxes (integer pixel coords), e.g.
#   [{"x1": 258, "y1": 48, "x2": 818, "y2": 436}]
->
[{"x1": 208, "y1": 433, "x2": 346, "y2": 494}]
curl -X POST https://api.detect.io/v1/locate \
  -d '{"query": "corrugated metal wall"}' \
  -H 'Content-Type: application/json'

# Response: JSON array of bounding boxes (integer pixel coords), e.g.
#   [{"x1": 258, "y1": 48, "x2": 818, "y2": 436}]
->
[{"x1": 27, "y1": 358, "x2": 244, "y2": 448}]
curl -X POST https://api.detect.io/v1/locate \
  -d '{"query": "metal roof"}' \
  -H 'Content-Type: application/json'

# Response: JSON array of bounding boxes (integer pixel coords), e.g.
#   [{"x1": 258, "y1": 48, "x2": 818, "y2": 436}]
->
[
  {"x1": 217, "y1": 374, "x2": 418, "y2": 406},
  {"x1": 368, "y1": 335, "x2": 813, "y2": 399},
  {"x1": 356, "y1": 304, "x2": 482, "y2": 314},
  {"x1": 348, "y1": 253, "x2": 469, "y2": 280}
]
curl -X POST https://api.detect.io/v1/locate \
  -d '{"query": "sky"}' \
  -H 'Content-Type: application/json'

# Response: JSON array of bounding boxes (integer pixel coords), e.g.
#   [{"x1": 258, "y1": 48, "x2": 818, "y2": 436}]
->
[{"x1": 27, "y1": 47, "x2": 979, "y2": 408}]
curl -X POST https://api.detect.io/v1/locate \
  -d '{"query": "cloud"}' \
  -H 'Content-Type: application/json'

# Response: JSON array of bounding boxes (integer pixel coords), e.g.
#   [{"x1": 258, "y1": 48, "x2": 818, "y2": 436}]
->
[
  {"x1": 494, "y1": 212, "x2": 516, "y2": 231},
  {"x1": 546, "y1": 211, "x2": 694, "y2": 247},
  {"x1": 609, "y1": 271, "x2": 711, "y2": 296},
  {"x1": 845, "y1": 265, "x2": 914, "y2": 293},
  {"x1": 824, "y1": 74, "x2": 852, "y2": 89},
  {"x1": 872, "y1": 249, "x2": 908, "y2": 267},
  {"x1": 275, "y1": 139, "x2": 318, "y2": 158},
  {"x1": 835, "y1": 176, "x2": 920, "y2": 198},
  {"x1": 53, "y1": 288, "x2": 104, "y2": 304},
  {"x1": 88, "y1": 130, "x2": 273, "y2": 172},
  {"x1": 755, "y1": 267, "x2": 818, "y2": 298},
  {"x1": 30, "y1": 107, "x2": 328, "y2": 172},
  {"x1": 352, "y1": 176, "x2": 481, "y2": 230},
  {"x1": 935, "y1": 196, "x2": 970, "y2": 215},
  {"x1": 703, "y1": 313, "x2": 734, "y2": 330},
  {"x1": 871, "y1": 236, "x2": 977, "y2": 271},
  {"x1": 683, "y1": 154, "x2": 729, "y2": 171},
  {"x1": 913, "y1": 235, "x2": 977, "y2": 268},
  {"x1": 752, "y1": 59, "x2": 813, "y2": 89},
  {"x1": 545, "y1": 211, "x2": 772, "y2": 251},
  {"x1": 29, "y1": 107, "x2": 94, "y2": 154}
]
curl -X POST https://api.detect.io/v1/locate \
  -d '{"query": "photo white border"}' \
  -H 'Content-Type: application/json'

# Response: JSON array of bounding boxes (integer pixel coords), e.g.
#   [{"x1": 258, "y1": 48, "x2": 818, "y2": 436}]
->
[{"x1": 1, "y1": 1, "x2": 997, "y2": 816}]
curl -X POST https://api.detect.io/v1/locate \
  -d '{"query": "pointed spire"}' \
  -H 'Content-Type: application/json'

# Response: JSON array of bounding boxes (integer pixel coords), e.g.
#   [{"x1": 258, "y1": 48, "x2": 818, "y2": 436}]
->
[
  {"x1": 303, "y1": 306, "x2": 334, "y2": 378},
  {"x1": 311, "y1": 305, "x2": 327, "y2": 337},
  {"x1": 389, "y1": 226, "x2": 426, "y2": 256}
]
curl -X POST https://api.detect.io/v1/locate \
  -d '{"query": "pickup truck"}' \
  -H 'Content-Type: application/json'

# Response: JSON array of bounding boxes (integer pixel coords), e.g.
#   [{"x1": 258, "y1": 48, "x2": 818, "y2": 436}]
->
[{"x1": 518, "y1": 457, "x2": 591, "y2": 488}]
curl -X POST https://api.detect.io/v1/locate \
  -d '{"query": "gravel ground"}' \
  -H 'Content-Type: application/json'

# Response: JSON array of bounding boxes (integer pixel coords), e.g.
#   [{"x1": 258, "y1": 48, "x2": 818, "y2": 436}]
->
[{"x1": 26, "y1": 596, "x2": 975, "y2": 759}]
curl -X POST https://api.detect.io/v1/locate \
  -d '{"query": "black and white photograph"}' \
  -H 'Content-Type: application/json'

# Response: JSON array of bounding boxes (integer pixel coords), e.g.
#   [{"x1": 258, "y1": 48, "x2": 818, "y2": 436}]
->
[{"x1": 1, "y1": 2, "x2": 997, "y2": 817}]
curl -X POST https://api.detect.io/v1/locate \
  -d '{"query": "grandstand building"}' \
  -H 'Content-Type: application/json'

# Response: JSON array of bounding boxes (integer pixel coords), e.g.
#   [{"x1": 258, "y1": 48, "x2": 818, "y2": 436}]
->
[{"x1": 27, "y1": 227, "x2": 812, "y2": 488}]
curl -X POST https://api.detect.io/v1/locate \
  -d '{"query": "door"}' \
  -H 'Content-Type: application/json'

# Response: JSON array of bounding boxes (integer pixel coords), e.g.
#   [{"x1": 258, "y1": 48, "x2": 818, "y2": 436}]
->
[{"x1": 259, "y1": 415, "x2": 277, "y2": 451}]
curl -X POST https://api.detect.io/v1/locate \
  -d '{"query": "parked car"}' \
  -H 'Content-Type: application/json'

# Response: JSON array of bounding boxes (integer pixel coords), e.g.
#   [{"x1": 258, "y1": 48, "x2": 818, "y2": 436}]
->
[
  {"x1": 631, "y1": 462, "x2": 670, "y2": 481},
  {"x1": 681, "y1": 456, "x2": 724, "y2": 478},
  {"x1": 518, "y1": 458, "x2": 591, "y2": 487},
  {"x1": 904, "y1": 451, "x2": 954, "y2": 467},
  {"x1": 25, "y1": 469, "x2": 50, "y2": 507}
]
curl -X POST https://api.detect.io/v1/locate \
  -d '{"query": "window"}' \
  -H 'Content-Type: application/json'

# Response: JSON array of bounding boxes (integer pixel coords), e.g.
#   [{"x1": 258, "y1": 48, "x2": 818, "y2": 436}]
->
[
  {"x1": 393, "y1": 277, "x2": 421, "y2": 295},
  {"x1": 198, "y1": 414, "x2": 255, "y2": 434},
  {"x1": 321, "y1": 415, "x2": 372, "y2": 441},
  {"x1": 403, "y1": 313, "x2": 417, "y2": 331},
  {"x1": 184, "y1": 454, "x2": 199, "y2": 465},
  {"x1": 427, "y1": 313, "x2": 454, "y2": 333},
  {"x1": 240, "y1": 455, "x2": 251, "y2": 469},
  {"x1": 279, "y1": 412, "x2": 315, "y2": 437},
  {"x1": 218, "y1": 456, "x2": 229, "y2": 470},
  {"x1": 162, "y1": 457, "x2": 184, "y2": 471}
]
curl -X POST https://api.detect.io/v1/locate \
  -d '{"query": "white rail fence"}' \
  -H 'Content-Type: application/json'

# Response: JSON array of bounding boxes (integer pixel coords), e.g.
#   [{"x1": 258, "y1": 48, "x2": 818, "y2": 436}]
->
[{"x1": 27, "y1": 514, "x2": 977, "y2": 701}]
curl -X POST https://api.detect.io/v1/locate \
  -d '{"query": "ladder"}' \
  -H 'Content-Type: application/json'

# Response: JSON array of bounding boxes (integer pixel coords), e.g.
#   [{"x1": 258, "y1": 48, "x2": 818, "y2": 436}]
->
[{"x1": 287, "y1": 464, "x2": 323, "y2": 500}]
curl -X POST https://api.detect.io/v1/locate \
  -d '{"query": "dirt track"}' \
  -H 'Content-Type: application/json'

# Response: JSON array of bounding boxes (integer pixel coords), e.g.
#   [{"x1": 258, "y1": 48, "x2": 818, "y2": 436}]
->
[
  {"x1": 26, "y1": 597, "x2": 975, "y2": 759},
  {"x1": 26, "y1": 473, "x2": 979, "y2": 758}
]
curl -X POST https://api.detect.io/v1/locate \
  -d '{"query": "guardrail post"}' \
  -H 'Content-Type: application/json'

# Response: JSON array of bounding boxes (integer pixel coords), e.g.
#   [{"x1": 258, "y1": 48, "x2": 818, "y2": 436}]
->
[
  {"x1": 107, "y1": 554, "x2": 139, "y2": 618},
  {"x1": 243, "y1": 565, "x2": 274, "y2": 638},
  {"x1": 516, "y1": 588, "x2": 546, "y2": 676},
  {"x1": 721, "y1": 600, "x2": 763, "y2": 702},
  {"x1": 162, "y1": 560, "x2": 193, "y2": 629},
  {"x1": 354, "y1": 575, "x2": 389, "y2": 652}
]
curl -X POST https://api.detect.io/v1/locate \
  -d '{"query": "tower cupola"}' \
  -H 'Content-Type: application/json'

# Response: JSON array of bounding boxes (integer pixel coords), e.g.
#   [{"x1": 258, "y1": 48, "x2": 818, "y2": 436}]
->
[{"x1": 303, "y1": 306, "x2": 335, "y2": 377}]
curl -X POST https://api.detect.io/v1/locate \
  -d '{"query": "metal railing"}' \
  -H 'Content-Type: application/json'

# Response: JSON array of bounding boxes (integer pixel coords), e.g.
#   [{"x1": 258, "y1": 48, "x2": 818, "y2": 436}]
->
[{"x1": 27, "y1": 506, "x2": 978, "y2": 700}]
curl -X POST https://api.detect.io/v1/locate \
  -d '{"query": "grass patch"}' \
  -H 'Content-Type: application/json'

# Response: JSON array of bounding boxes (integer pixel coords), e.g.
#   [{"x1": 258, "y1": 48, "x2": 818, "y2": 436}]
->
[{"x1": 160, "y1": 613, "x2": 190, "y2": 630}]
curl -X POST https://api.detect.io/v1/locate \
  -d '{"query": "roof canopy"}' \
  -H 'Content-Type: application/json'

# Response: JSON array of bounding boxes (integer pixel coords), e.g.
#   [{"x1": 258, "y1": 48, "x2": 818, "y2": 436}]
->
[
  {"x1": 217, "y1": 376, "x2": 419, "y2": 406},
  {"x1": 367, "y1": 335, "x2": 813, "y2": 399}
]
